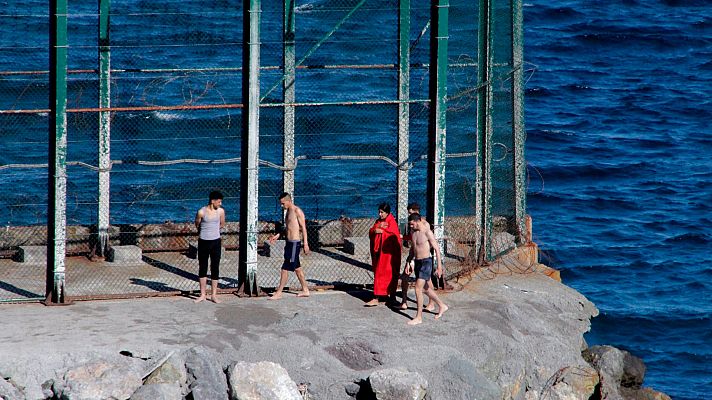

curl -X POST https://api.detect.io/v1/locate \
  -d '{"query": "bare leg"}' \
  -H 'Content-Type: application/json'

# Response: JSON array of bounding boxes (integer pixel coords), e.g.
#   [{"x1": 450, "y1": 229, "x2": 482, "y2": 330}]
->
[
  {"x1": 407, "y1": 279, "x2": 426, "y2": 325},
  {"x1": 210, "y1": 278, "x2": 221, "y2": 303},
  {"x1": 194, "y1": 277, "x2": 207, "y2": 303},
  {"x1": 399, "y1": 274, "x2": 409, "y2": 309},
  {"x1": 295, "y1": 268, "x2": 310, "y2": 297},
  {"x1": 424, "y1": 284, "x2": 448, "y2": 319},
  {"x1": 423, "y1": 280, "x2": 435, "y2": 312},
  {"x1": 270, "y1": 269, "x2": 289, "y2": 300}
]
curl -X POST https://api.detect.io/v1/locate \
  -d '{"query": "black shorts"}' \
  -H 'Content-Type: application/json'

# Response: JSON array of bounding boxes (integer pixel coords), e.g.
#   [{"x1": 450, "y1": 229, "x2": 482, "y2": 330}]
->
[
  {"x1": 414, "y1": 258, "x2": 433, "y2": 281},
  {"x1": 282, "y1": 240, "x2": 301, "y2": 272}
]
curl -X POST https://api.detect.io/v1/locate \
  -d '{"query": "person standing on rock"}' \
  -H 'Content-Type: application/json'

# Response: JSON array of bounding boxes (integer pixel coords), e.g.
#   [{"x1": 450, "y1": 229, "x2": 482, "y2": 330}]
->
[
  {"x1": 398, "y1": 202, "x2": 435, "y2": 312},
  {"x1": 268, "y1": 192, "x2": 311, "y2": 299},
  {"x1": 405, "y1": 213, "x2": 448, "y2": 325},
  {"x1": 194, "y1": 190, "x2": 226, "y2": 303},
  {"x1": 365, "y1": 203, "x2": 402, "y2": 307}
]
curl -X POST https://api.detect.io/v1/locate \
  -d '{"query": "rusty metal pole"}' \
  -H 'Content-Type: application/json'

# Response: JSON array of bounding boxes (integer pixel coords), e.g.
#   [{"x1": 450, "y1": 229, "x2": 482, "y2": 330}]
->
[
  {"x1": 283, "y1": 0, "x2": 295, "y2": 196},
  {"x1": 97, "y1": 0, "x2": 111, "y2": 258},
  {"x1": 46, "y1": 0, "x2": 68, "y2": 304},
  {"x1": 396, "y1": 0, "x2": 411, "y2": 231},
  {"x1": 426, "y1": 0, "x2": 448, "y2": 288},
  {"x1": 238, "y1": 0, "x2": 261, "y2": 296}
]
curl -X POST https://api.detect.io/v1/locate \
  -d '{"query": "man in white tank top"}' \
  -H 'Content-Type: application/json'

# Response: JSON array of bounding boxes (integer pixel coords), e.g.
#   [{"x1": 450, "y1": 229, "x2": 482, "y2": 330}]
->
[{"x1": 194, "y1": 190, "x2": 226, "y2": 303}]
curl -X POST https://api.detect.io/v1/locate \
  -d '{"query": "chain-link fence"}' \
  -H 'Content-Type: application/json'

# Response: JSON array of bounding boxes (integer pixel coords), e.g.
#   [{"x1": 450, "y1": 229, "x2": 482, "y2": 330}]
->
[{"x1": 0, "y1": 0, "x2": 530, "y2": 303}]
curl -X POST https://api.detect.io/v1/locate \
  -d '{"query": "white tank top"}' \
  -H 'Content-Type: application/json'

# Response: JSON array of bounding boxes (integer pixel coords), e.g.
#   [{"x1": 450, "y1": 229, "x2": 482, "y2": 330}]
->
[{"x1": 199, "y1": 207, "x2": 221, "y2": 240}]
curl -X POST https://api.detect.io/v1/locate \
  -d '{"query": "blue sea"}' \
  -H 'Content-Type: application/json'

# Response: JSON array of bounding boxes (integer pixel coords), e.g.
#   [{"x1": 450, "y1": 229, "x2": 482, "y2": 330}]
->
[
  {"x1": 1, "y1": 0, "x2": 710, "y2": 398},
  {"x1": 525, "y1": 1, "x2": 711, "y2": 398}
]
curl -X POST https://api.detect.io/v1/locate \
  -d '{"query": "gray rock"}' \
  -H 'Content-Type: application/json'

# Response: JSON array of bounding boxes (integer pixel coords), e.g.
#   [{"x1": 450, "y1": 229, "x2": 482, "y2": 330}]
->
[
  {"x1": 368, "y1": 368, "x2": 427, "y2": 400},
  {"x1": 539, "y1": 365, "x2": 600, "y2": 400},
  {"x1": 130, "y1": 383, "x2": 182, "y2": 400},
  {"x1": 227, "y1": 361, "x2": 302, "y2": 400},
  {"x1": 326, "y1": 339, "x2": 383, "y2": 371},
  {"x1": 0, "y1": 377, "x2": 24, "y2": 400},
  {"x1": 185, "y1": 346, "x2": 229, "y2": 400},
  {"x1": 54, "y1": 359, "x2": 144, "y2": 400},
  {"x1": 144, "y1": 352, "x2": 188, "y2": 395},
  {"x1": 622, "y1": 351, "x2": 646, "y2": 389},
  {"x1": 441, "y1": 356, "x2": 501, "y2": 399},
  {"x1": 582, "y1": 345, "x2": 626, "y2": 399}
]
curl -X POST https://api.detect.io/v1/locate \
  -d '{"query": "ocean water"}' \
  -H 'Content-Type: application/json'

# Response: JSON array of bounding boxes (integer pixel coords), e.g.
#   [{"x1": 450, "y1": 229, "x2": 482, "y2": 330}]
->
[
  {"x1": 525, "y1": 1, "x2": 712, "y2": 398},
  {"x1": 0, "y1": 0, "x2": 710, "y2": 398}
]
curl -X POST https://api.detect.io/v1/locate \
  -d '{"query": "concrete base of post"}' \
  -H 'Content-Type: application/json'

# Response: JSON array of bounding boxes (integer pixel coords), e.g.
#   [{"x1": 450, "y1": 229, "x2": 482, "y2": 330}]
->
[
  {"x1": 343, "y1": 237, "x2": 370, "y2": 255},
  {"x1": 107, "y1": 245, "x2": 143, "y2": 264}
]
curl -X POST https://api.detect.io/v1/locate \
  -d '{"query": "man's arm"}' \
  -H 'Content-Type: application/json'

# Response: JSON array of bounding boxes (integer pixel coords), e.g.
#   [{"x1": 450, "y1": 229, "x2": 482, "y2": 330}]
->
[
  {"x1": 219, "y1": 208, "x2": 226, "y2": 229},
  {"x1": 427, "y1": 230, "x2": 442, "y2": 277},
  {"x1": 297, "y1": 208, "x2": 310, "y2": 254},
  {"x1": 194, "y1": 209, "x2": 203, "y2": 231}
]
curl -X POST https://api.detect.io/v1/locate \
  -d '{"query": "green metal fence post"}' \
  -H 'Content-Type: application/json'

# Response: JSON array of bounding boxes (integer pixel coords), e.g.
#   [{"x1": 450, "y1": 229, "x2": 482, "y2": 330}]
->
[
  {"x1": 426, "y1": 0, "x2": 448, "y2": 270},
  {"x1": 511, "y1": 0, "x2": 527, "y2": 244},
  {"x1": 46, "y1": 0, "x2": 69, "y2": 304},
  {"x1": 397, "y1": 0, "x2": 411, "y2": 230},
  {"x1": 239, "y1": 0, "x2": 261, "y2": 296},
  {"x1": 283, "y1": 0, "x2": 295, "y2": 196},
  {"x1": 97, "y1": 0, "x2": 111, "y2": 258},
  {"x1": 476, "y1": 0, "x2": 494, "y2": 262}
]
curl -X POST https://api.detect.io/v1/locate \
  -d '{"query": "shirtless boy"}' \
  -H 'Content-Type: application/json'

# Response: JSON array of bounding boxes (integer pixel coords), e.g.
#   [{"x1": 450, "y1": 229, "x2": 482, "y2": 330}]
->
[
  {"x1": 268, "y1": 192, "x2": 311, "y2": 299},
  {"x1": 404, "y1": 213, "x2": 448, "y2": 325},
  {"x1": 399, "y1": 203, "x2": 435, "y2": 311}
]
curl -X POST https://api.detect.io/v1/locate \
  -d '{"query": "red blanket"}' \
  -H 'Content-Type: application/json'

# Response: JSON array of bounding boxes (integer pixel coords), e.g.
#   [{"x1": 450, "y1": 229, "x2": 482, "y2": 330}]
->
[{"x1": 369, "y1": 213, "x2": 402, "y2": 296}]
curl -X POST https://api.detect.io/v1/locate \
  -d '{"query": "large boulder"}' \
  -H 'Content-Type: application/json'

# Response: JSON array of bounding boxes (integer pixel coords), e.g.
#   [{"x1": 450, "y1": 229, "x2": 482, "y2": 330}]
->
[
  {"x1": 227, "y1": 361, "x2": 302, "y2": 400},
  {"x1": 539, "y1": 365, "x2": 600, "y2": 400},
  {"x1": 144, "y1": 352, "x2": 189, "y2": 395},
  {"x1": 53, "y1": 359, "x2": 144, "y2": 400},
  {"x1": 583, "y1": 345, "x2": 646, "y2": 398},
  {"x1": 185, "y1": 346, "x2": 229, "y2": 400},
  {"x1": 367, "y1": 368, "x2": 428, "y2": 400}
]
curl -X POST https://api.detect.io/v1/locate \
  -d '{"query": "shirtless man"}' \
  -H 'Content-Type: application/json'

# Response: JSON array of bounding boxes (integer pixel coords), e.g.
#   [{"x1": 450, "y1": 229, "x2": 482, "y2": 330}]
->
[
  {"x1": 404, "y1": 213, "x2": 448, "y2": 325},
  {"x1": 399, "y1": 203, "x2": 435, "y2": 311},
  {"x1": 268, "y1": 192, "x2": 311, "y2": 299}
]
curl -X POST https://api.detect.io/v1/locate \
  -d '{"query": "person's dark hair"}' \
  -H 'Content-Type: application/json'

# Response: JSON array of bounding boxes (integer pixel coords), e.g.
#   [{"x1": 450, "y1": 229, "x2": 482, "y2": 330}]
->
[
  {"x1": 407, "y1": 202, "x2": 421, "y2": 212},
  {"x1": 408, "y1": 212, "x2": 422, "y2": 222},
  {"x1": 378, "y1": 203, "x2": 391, "y2": 214},
  {"x1": 279, "y1": 192, "x2": 291, "y2": 200},
  {"x1": 209, "y1": 190, "x2": 224, "y2": 201}
]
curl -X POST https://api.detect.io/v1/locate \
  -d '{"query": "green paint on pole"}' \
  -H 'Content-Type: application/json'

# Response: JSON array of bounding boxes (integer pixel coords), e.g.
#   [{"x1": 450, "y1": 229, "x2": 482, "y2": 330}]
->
[
  {"x1": 397, "y1": 0, "x2": 411, "y2": 230},
  {"x1": 98, "y1": 0, "x2": 111, "y2": 258},
  {"x1": 427, "y1": 0, "x2": 449, "y2": 268}
]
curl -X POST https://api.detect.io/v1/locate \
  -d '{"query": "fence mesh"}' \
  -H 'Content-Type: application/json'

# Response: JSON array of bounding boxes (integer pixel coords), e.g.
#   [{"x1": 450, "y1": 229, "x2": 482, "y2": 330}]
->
[{"x1": 0, "y1": 0, "x2": 530, "y2": 303}]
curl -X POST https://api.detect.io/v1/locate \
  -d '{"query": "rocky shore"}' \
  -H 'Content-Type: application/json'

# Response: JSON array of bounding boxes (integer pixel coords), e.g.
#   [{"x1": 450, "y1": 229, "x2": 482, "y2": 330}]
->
[{"x1": 0, "y1": 271, "x2": 670, "y2": 399}]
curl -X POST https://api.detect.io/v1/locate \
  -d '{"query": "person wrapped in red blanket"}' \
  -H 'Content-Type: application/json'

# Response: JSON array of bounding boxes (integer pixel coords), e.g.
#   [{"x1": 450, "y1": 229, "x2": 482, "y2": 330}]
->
[{"x1": 365, "y1": 203, "x2": 402, "y2": 306}]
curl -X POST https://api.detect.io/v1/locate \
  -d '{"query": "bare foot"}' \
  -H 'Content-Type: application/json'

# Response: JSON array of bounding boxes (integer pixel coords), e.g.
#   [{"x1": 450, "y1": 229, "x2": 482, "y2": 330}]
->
[
  {"x1": 407, "y1": 316, "x2": 422, "y2": 326},
  {"x1": 270, "y1": 291, "x2": 283, "y2": 300},
  {"x1": 364, "y1": 299, "x2": 379, "y2": 307},
  {"x1": 435, "y1": 304, "x2": 449, "y2": 319},
  {"x1": 210, "y1": 296, "x2": 221, "y2": 304},
  {"x1": 425, "y1": 303, "x2": 436, "y2": 313},
  {"x1": 398, "y1": 302, "x2": 408, "y2": 310},
  {"x1": 296, "y1": 291, "x2": 310, "y2": 297},
  {"x1": 194, "y1": 295, "x2": 206, "y2": 303}
]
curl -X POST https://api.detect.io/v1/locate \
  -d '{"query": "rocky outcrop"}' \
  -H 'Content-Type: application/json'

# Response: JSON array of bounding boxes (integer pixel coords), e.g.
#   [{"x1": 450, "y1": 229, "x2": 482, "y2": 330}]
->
[
  {"x1": 0, "y1": 272, "x2": 673, "y2": 400},
  {"x1": 582, "y1": 345, "x2": 670, "y2": 400}
]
